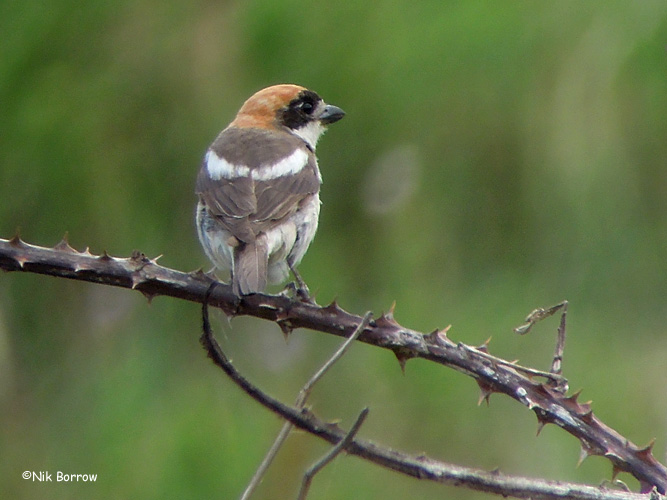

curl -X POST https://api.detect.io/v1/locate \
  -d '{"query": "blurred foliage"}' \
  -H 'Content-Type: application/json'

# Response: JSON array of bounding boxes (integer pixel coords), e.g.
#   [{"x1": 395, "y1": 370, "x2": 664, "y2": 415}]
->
[{"x1": 1, "y1": 1, "x2": 666, "y2": 499}]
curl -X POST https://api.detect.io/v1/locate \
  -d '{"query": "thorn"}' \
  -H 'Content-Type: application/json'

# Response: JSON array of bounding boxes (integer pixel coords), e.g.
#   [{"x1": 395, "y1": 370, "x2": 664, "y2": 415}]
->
[
  {"x1": 273, "y1": 306, "x2": 289, "y2": 321},
  {"x1": 330, "y1": 299, "x2": 343, "y2": 312},
  {"x1": 476, "y1": 379, "x2": 495, "y2": 406},
  {"x1": 191, "y1": 266, "x2": 216, "y2": 280},
  {"x1": 477, "y1": 336, "x2": 492, "y2": 352},
  {"x1": 278, "y1": 320, "x2": 293, "y2": 341},
  {"x1": 395, "y1": 355, "x2": 407, "y2": 374},
  {"x1": 98, "y1": 250, "x2": 112, "y2": 261},
  {"x1": 375, "y1": 313, "x2": 389, "y2": 328},
  {"x1": 426, "y1": 326, "x2": 452, "y2": 345},
  {"x1": 611, "y1": 464, "x2": 623, "y2": 482},
  {"x1": 322, "y1": 299, "x2": 343, "y2": 315},
  {"x1": 575, "y1": 397, "x2": 593, "y2": 417},
  {"x1": 533, "y1": 383, "x2": 549, "y2": 398},
  {"x1": 534, "y1": 411, "x2": 549, "y2": 436},
  {"x1": 73, "y1": 263, "x2": 88, "y2": 273},
  {"x1": 425, "y1": 329, "x2": 439, "y2": 343},
  {"x1": 131, "y1": 273, "x2": 145, "y2": 290},
  {"x1": 534, "y1": 382, "x2": 559, "y2": 399},
  {"x1": 437, "y1": 325, "x2": 452, "y2": 344},
  {"x1": 9, "y1": 233, "x2": 25, "y2": 247},
  {"x1": 305, "y1": 287, "x2": 319, "y2": 304},
  {"x1": 580, "y1": 408, "x2": 595, "y2": 425},
  {"x1": 637, "y1": 439, "x2": 657, "y2": 464},
  {"x1": 376, "y1": 311, "x2": 400, "y2": 329},
  {"x1": 189, "y1": 268, "x2": 210, "y2": 280},
  {"x1": 140, "y1": 290, "x2": 157, "y2": 304},
  {"x1": 563, "y1": 389, "x2": 583, "y2": 410},
  {"x1": 54, "y1": 232, "x2": 77, "y2": 253},
  {"x1": 150, "y1": 254, "x2": 163, "y2": 264},
  {"x1": 375, "y1": 302, "x2": 401, "y2": 329},
  {"x1": 393, "y1": 349, "x2": 414, "y2": 374},
  {"x1": 82, "y1": 247, "x2": 93, "y2": 256},
  {"x1": 578, "y1": 444, "x2": 592, "y2": 467}
]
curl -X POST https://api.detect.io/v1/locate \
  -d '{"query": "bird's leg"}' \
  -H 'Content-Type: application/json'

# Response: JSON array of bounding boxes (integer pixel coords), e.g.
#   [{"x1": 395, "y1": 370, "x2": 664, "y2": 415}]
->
[{"x1": 288, "y1": 264, "x2": 312, "y2": 302}]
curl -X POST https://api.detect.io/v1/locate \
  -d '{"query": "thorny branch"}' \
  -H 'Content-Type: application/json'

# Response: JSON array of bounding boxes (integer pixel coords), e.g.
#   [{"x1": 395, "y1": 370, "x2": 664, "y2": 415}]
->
[
  {"x1": 1, "y1": 235, "x2": 666, "y2": 498},
  {"x1": 200, "y1": 285, "x2": 658, "y2": 500}
]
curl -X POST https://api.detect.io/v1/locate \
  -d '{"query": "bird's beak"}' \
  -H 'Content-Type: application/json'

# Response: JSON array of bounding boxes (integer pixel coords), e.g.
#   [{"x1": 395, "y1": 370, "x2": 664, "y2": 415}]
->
[{"x1": 319, "y1": 104, "x2": 345, "y2": 125}]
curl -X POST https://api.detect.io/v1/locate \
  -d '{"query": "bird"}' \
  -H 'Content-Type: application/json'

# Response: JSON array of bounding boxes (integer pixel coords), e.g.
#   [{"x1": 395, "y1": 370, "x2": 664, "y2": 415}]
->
[{"x1": 195, "y1": 84, "x2": 345, "y2": 296}]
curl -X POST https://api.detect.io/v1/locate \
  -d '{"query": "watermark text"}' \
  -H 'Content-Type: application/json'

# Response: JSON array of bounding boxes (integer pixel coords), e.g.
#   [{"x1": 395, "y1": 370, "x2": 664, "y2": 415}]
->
[{"x1": 23, "y1": 470, "x2": 97, "y2": 482}]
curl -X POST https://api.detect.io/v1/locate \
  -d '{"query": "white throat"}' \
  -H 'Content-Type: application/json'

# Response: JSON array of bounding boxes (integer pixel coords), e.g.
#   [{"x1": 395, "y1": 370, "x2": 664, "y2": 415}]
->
[{"x1": 291, "y1": 121, "x2": 326, "y2": 150}]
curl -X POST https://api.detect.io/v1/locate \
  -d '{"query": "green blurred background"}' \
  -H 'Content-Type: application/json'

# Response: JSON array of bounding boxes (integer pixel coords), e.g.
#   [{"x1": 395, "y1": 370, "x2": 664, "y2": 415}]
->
[{"x1": 1, "y1": 1, "x2": 666, "y2": 498}]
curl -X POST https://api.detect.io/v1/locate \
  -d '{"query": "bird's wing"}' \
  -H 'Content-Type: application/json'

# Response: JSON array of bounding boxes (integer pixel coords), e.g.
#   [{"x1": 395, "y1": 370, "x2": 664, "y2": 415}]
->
[{"x1": 196, "y1": 128, "x2": 320, "y2": 244}]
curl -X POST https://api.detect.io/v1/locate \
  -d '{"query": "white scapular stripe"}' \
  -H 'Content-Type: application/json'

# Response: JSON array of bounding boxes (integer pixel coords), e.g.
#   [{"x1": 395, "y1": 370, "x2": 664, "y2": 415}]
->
[
  {"x1": 205, "y1": 151, "x2": 250, "y2": 179},
  {"x1": 206, "y1": 149, "x2": 308, "y2": 181},
  {"x1": 251, "y1": 148, "x2": 308, "y2": 181}
]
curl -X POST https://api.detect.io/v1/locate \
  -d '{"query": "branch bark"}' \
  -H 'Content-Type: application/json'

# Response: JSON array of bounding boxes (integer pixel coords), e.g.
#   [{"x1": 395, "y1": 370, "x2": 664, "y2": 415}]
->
[{"x1": 1, "y1": 235, "x2": 665, "y2": 497}]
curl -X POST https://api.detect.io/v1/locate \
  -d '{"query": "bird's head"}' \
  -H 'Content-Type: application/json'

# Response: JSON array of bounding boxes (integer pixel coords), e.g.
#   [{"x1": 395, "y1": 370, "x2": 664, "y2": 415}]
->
[{"x1": 231, "y1": 84, "x2": 345, "y2": 149}]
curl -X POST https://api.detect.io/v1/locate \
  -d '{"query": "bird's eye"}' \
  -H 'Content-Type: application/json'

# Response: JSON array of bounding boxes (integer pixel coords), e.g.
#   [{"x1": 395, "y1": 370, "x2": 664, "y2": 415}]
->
[{"x1": 299, "y1": 101, "x2": 314, "y2": 114}]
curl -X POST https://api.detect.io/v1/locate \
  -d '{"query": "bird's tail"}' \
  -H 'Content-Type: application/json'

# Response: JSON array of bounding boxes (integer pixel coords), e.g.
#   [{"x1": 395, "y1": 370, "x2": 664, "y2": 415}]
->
[{"x1": 232, "y1": 239, "x2": 268, "y2": 295}]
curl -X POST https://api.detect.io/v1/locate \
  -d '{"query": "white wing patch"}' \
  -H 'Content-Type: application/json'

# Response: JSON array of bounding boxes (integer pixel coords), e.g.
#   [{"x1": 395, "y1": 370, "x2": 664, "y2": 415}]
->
[
  {"x1": 252, "y1": 149, "x2": 308, "y2": 181},
  {"x1": 205, "y1": 149, "x2": 308, "y2": 181},
  {"x1": 205, "y1": 151, "x2": 250, "y2": 180}
]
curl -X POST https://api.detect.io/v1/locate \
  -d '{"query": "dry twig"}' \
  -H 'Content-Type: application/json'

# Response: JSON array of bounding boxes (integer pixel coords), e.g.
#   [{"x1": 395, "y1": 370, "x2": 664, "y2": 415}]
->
[
  {"x1": 238, "y1": 307, "x2": 372, "y2": 500},
  {"x1": 297, "y1": 407, "x2": 369, "y2": 500}
]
